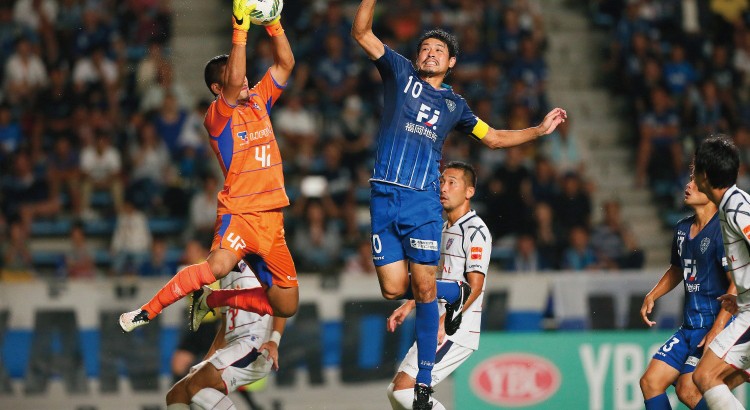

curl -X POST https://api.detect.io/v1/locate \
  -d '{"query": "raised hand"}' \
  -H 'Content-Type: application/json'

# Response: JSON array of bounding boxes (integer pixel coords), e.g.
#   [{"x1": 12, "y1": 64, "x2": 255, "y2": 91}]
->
[
  {"x1": 537, "y1": 107, "x2": 568, "y2": 136},
  {"x1": 233, "y1": 0, "x2": 257, "y2": 31}
]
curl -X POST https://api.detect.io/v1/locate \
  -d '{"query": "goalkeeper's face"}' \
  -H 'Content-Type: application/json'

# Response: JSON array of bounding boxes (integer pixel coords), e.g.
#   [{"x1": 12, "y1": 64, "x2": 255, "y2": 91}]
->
[{"x1": 415, "y1": 38, "x2": 456, "y2": 78}]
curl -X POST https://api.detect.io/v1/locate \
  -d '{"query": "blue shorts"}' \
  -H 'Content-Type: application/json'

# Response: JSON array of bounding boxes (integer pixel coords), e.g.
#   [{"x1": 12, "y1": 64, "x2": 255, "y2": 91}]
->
[
  {"x1": 652, "y1": 327, "x2": 709, "y2": 374},
  {"x1": 369, "y1": 181, "x2": 442, "y2": 266}
]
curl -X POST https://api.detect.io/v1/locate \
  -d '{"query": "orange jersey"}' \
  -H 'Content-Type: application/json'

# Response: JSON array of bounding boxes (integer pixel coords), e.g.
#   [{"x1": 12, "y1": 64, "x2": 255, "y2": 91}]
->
[{"x1": 204, "y1": 70, "x2": 289, "y2": 214}]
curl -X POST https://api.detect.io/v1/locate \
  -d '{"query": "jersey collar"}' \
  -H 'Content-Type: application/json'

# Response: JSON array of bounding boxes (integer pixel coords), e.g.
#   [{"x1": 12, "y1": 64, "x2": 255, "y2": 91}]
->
[
  {"x1": 720, "y1": 184, "x2": 739, "y2": 211},
  {"x1": 451, "y1": 209, "x2": 477, "y2": 226}
]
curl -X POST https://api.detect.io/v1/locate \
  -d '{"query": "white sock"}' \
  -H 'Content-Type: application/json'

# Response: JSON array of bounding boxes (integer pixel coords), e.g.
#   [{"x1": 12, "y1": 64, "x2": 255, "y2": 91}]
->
[
  {"x1": 191, "y1": 388, "x2": 236, "y2": 410},
  {"x1": 704, "y1": 384, "x2": 745, "y2": 409},
  {"x1": 166, "y1": 405, "x2": 190, "y2": 410},
  {"x1": 387, "y1": 383, "x2": 413, "y2": 409}
]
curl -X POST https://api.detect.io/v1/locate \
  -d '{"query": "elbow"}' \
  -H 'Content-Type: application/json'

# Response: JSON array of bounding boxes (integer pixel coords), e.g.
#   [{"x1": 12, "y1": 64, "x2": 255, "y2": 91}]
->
[{"x1": 282, "y1": 54, "x2": 295, "y2": 72}]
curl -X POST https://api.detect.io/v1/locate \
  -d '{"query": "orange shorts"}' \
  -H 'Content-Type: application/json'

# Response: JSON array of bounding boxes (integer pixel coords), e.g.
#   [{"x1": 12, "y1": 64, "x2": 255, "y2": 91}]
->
[{"x1": 211, "y1": 210, "x2": 298, "y2": 288}]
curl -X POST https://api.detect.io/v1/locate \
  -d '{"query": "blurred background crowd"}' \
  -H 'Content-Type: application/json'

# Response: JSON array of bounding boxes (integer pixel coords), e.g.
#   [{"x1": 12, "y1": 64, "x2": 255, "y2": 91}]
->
[{"x1": 3, "y1": 0, "x2": 750, "y2": 283}]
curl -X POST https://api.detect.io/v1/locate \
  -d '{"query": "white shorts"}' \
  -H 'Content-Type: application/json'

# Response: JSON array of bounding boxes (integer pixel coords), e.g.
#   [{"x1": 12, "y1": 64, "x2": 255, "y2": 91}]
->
[
  {"x1": 397, "y1": 339, "x2": 474, "y2": 387},
  {"x1": 191, "y1": 336, "x2": 272, "y2": 393},
  {"x1": 709, "y1": 309, "x2": 750, "y2": 373}
]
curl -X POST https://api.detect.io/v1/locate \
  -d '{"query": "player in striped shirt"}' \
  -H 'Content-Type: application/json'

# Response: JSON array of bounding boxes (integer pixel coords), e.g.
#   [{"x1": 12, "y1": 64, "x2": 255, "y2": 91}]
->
[
  {"x1": 352, "y1": 0, "x2": 566, "y2": 407},
  {"x1": 639, "y1": 174, "x2": 736, "y2": 410},
  {"x1": 692, "y1": 136, "x2": 750, "y2": 409},
  {"x1": 386, "y1": 162, "x2": 490, "y2": 410},
  {"x1": 166, "y1": 259, "x2": 286, "y2": 410},
  {"x1": 120, "y1": 0, "x2": 298, "y2": 333}
]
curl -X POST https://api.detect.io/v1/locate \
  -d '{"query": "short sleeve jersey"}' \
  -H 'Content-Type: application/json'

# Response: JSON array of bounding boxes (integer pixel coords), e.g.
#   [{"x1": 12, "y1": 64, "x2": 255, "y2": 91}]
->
[
  {"x1": 204, "y1": 70, "x2": 288, "y2": 214},
  {"x1": 438, "y1": 210, "x2": 492, "y2": 350},
  {"x1": 719, "y1": 185, "x2": 750, "y2": 306},
  {"x1": 670, "y1": 214, "x2": 728, "y2": 328},
  {"x1": 220, "y1": 260, "x2": 272, "y2": 345},
  {"x1": 371, "y1": 46, "x2": 484, "y2": 190}
]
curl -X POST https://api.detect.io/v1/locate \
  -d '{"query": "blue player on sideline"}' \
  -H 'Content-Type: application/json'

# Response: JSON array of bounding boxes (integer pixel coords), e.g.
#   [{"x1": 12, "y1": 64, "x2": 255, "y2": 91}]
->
[
  {"x1": 351, "y1": 1, "x2": 567, "y2": 407},
  {"x1": 639, "y1": 173, "x2": 739, "y2": 410}
]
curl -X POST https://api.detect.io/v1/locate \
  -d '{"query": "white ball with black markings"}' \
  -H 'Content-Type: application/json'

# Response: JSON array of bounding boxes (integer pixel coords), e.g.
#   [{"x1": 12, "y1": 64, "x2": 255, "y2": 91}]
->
[{"x1": 248, "y1": 0, "x2": 283, "y2": 25}]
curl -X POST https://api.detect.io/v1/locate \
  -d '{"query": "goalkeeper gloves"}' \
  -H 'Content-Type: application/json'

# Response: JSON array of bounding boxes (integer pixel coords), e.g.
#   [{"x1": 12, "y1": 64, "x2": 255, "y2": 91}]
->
[{"x1": 233, "y1": 0, "x2": 255, "y2": 31}]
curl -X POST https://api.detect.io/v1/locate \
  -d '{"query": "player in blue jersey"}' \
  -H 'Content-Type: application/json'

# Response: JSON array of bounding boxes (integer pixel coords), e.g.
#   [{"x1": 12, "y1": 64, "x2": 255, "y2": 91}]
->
[
  {"x1": 639, "y1": 174, "x2": 737, "y2": 410},
  {"x1": 352, "y1": 1, "x2": 567, "y2": 408}
]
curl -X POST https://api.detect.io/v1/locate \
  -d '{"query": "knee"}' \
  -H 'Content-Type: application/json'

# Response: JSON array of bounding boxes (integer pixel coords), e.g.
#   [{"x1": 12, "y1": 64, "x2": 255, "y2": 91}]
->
[
  {"x1": 387, "y1": 383, "x2": 413, "y2": 410},
  {"x1": 639, "y1": 373, "x2": 660, "y2": 396},
  {"x1": 692, "y1": 368, "x2": 710, "y2": 393},
  {"x1": 273, "y1": 303, "x2": 297, "y2": 318},
  {"x1": 381, "y1": 289, "x2": 403, "y2": 300}
]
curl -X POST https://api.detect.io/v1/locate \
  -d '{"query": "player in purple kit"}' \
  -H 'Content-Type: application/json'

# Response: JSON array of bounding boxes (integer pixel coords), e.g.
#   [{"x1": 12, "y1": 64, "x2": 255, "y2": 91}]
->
[
  {"x1": 639, "y1": 174, "x2": 738, "y2": 410},
  {"x1": 351, "y1": 0, "x2": 566, "y2": 407}
]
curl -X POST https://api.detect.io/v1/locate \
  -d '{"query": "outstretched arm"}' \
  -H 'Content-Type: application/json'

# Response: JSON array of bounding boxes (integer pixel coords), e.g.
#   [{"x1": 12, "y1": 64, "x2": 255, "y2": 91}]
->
[
  {"x1": 351, "y1": 0, "x2": 385, "y2": 60},
  {"x1": 266, "y1": 16, "x2": 295, "y2": 85},
  {"x1": 480, "y1": 107, "x2": 567, "y2": 149},
  {"x1": 224, "y1": 0, "x2": 256, "y2": 105},
  {"x1": 640, "y1": 265, "x2": 682, "y2": 327}
]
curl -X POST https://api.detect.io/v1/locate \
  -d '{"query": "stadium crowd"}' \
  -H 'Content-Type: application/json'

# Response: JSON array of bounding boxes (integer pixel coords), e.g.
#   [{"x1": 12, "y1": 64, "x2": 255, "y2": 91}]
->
[
  {"x1": 0, "y1": 0, "x2": 647, "y2": 281},
  {"x1": 592, "y1": 0, "x2": 750, "y2": 219}
]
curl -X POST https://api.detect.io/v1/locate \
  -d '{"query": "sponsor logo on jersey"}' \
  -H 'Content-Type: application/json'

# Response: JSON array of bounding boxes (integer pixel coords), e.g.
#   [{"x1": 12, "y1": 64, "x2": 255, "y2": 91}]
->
[
  {"x1": 471, "y1": 247, "x2": 482, "y2": 260},
  {"x1": 743, "y1": 225, "x2": 750, "y2": 238},
  {"x1": 686, "y1": 283, "x2": 701, "y2": 293},
  {"x1": 470, "y1": 353, "x2": 561, "y2": 407},
  {"x1": 700, "y1": 237, "x2": 710, "y2": 254},
  {"x1": 410, "y1": 238, "x2": 438, "y2": 251},
  {"x1": 446, "y1": 238, "x2": 454, "y2": 250},
  {"x1": 686, "y1": 356, "x2": 699, "y2": 366}
]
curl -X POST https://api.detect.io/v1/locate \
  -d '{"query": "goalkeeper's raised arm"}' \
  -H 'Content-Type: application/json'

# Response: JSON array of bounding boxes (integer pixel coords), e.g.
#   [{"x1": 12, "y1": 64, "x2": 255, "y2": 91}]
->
[
  {"x1": 264, "y1": 9, "x2": 294, "y2": 85},
  {"x1": 351, "y1": 0, "x2": 385, "y2": 60}
]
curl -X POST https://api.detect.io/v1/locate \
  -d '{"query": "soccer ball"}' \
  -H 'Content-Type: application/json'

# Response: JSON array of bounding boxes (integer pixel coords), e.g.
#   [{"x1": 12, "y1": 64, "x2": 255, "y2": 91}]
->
[{"x1": 248, "y1": 0, "x2": 283, "y2": 25}]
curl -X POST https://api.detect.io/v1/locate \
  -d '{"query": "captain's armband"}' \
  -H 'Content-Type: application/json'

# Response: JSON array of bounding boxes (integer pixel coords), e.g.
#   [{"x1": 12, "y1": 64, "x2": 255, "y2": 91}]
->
[{"x1": 471, "y1": 119, "x2": 489, "y2": 140}]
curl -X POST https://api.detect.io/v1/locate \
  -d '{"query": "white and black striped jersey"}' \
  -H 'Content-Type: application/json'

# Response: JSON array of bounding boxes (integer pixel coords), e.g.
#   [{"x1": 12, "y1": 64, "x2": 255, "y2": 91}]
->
[
  {"x1": 720, "y1": 185, "x2": 750, "y2": 307},
  {"x1": 438, "y1": 209, "x2": 492, "y2": 350},
  {"x1": 221, "y1": 260, "x2": 272, "y2": 345}
]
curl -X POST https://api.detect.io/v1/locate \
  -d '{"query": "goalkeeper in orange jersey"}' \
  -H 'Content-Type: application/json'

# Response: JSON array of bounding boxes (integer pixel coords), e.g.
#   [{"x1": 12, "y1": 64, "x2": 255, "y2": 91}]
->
[{"x1": 120, "y1": 0, "x2": 298, "y2": 332}]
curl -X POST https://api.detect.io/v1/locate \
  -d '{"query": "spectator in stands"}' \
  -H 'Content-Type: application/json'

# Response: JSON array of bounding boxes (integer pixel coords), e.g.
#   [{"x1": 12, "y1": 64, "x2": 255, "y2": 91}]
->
[
  {"x1": 186, "y1": 174, "x2": 219, "y2": 243},
  {"x1": 314, "y1": 32, "x2": 360, "y2": 116},
  {"x1": 47, "y1": 136, "x2": 81, "y2": 216},
  {"x1": 36, "y1": 62, "x2": 77, "y2": 139},
  {"x1": 506, "y1": 233, "x2": 553, "y2": 273},
  {"x1": 128, "y1": 120, "x2": 170, "y2": 211},
  {"x1": 65, "y1": 221, "x2": 96, "y2": 279},
  {"x1": 337, "y1": 94, "x2": 374, "y2": 176},
  {"x1": 139, "y1": 63, "x2": 192, "y2": 113},
  {"x1": 541, "y1": 118, "x2": 587, "y2": 175},
  {"x1": 529, "y1": 155, "x2": 559, "y2": 205},
  {"x1": 177, "y1": 98, "x2": 211, "y2": 154},
  {"x1": 341, "y1": 237, "x2": 377, "y2": 277},
  {"x1": 662, "y1": 43, "x2": 697, "y2": 101},
  {"x1": 0, "y1": 3, "x2": 35, "y2": 69},
  {"x1": 554, "y1": 171, "x2": 592, "y2": 235},
  {"x1": 139, "y1": 238, "x2": 176, "y2": 277},
  {"x1": 80, "y1": 130, "x2": 123, "y2": 217},
  {"x1": 532, "y1": 202, "x2": 562, "y2": 269},
  {"x1": 2, "y1": 220, "x2": 33, "y2": 274},
  {"x1": 636, "y1": 87, "x2": 682, "y2": 188},
  {"x1": 591, "y1": 199, "x2": 645, "y2": 270},
  {"x1": 71, "y1": 45, "x2": 118, "y2": 101},
  {"x1": 0, "y1": 101, "x2": 22, "y2": 160},
  {"x1": 135, "y1": 40, "x2": 167, "y2": 99},
  {"x1": 292, "y1": 198, "x2": 343, "y2": 273},
  {"x1": 3, "y1": 36, "x2": 47, "y2": 107},
  {"x1": 273, "y1": 90, "x2": 319, "y2": 167},
  {"x1": 488, "y1": 146, "x2": 532, "y2": 238},
  {"x1": 110, "y1": 199, "x2": 152, "y2": 276},
  {"x1": 1, "y1": 151, "x2": 60, "y2": 228},
  {"x1": 562, "y1": 226, "x2": 599, "y2": 271}
]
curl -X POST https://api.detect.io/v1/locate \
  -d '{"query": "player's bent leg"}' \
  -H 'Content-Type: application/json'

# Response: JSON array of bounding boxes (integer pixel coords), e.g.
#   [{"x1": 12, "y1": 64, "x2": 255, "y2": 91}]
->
[
  {"x1": 184, "y1": 362, "x2": 226, "y2": 398},
  {"x1": 640, "y1": 359, "x2": 680, "y2": 399},
  {"x1": 375, "y1": 260, "x2": 411, "y2": 300},
  {"x1": 192, "y1": 388, "x2": 237, "y2": 410},
  {"x1": 265, "y1": 285, "x2": 299, "y2": 318},
  {"x1": 166, "y1": 376, "x2": 191, "y2": 408},
  {"x1": 693, "y1": 349, "x2": 735, "y2": 393},
  {"x1": 676, "y1": 373, "x2": 702, "y2": 409}
]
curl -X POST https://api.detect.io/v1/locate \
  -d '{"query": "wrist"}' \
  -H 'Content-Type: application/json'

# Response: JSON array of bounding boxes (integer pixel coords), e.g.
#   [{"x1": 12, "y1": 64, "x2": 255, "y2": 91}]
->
[
  {"x1": 232, "y1": 28, "x2": 248, "y2": 45},
  {"x1": 265, "y1": 19, "x2": 284, "y2": 37},
  {"x1": 269, "y1": 330, "x2": 282, "y2": 345}
]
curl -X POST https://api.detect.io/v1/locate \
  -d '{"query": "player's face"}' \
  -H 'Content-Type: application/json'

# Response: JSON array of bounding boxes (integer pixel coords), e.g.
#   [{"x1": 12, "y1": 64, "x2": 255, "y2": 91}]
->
[
  {"x1": 415, "y1": 38, "x2": 456, "y2": 78},
  {"x1": 439, "y1": 168, "x2": 471, "y2": 212},
  {"x1": 684, "y1": 178, "x2": 710, "y2": 207}
]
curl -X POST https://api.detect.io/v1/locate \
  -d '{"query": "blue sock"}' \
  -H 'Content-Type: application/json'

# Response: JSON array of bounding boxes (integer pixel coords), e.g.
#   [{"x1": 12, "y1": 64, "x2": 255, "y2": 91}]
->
[
  {"x1": 644, "y1": 393, "x2": 671, "y2": 410},
  {"x1": 414, "y1": 299, "x2": 438, "y2": 386},
  {"x1": 436, "y1": 280, "x2": 460, "y2": 303},
  {"x1": 694, "y1": 397, "x2": 708, "y2": 410}
]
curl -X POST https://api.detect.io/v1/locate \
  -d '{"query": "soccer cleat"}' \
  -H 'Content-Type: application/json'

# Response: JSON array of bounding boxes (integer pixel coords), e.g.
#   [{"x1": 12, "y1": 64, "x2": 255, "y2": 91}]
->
[
  {"x1": 444, "y1": 281, "x2": 471, "y2": 336},
  {"x1": 413, "y1": 383, "x2": 433, "y2": 410},
  {"x1": 119, "y1": 309, "x2": 150, "y2": 333},
  {"x1": 189, "y1": 285, "x2": 213, "y2": 332}
]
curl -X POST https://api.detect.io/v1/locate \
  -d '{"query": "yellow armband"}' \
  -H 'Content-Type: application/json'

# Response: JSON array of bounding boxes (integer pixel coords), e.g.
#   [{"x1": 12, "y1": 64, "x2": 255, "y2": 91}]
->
[{"x1": 471, "y1": 119, "x2": 489, "y2": 139}]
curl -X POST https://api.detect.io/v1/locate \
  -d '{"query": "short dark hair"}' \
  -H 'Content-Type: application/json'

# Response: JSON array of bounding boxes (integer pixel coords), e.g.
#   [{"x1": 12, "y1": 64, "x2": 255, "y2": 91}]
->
[
  {"x1": 417, "y1": 29, "x2": 459, "y2": 58},
  {"x1": 204, "y1": 54, "x2": 229, "y2": 96},
  {"x1": 444, "y1": 161, "x2": 477, "y2": 188},
  {"x1": 694, "y1": 134, "x2": 739, "y2": 189}
]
